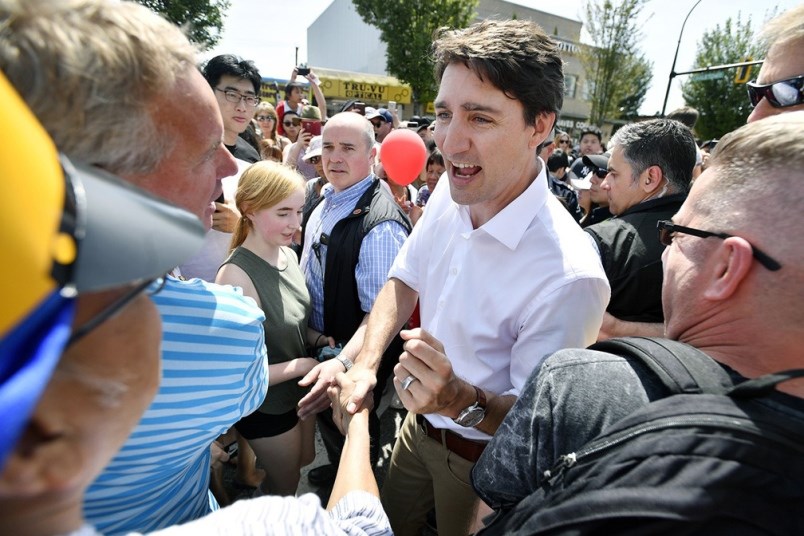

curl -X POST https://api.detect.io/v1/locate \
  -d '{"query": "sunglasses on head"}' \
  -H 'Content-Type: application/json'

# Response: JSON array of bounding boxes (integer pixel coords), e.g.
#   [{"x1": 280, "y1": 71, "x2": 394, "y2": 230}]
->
[{"x1": 746, "y1": 75, "x2": 804, "y2": 108}]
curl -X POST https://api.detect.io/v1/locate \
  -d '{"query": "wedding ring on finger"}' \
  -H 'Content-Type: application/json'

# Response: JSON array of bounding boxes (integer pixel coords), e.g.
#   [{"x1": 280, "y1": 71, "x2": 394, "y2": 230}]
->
[{"x1": 401, "y1": 374, "x2": 418, "y2": 391}]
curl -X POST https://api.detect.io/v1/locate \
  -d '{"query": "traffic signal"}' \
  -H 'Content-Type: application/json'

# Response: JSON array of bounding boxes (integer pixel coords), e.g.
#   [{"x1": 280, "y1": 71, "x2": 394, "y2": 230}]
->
[{"x1": 734, "y1": 57, "x2": 753, "y2": 84}]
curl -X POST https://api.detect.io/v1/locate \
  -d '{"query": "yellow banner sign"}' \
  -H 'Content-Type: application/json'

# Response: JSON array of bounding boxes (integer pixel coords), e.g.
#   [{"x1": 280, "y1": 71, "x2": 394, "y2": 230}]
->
[{"x1": 320, "y1": 78, "x2": 412, "y2": 104}]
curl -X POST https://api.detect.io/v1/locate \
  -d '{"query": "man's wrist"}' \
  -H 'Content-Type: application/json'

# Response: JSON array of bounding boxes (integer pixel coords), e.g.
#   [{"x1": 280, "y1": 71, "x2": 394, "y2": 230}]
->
[{"x1": 443, "y1": 380, "x2": 477, "y2": 419}]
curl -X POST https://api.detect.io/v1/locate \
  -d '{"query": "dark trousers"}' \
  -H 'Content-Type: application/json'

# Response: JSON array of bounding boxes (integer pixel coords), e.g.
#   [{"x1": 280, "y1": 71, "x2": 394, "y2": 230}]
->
[{"x1": 318, "y1": 345, "x2": 398, "y2": 466}]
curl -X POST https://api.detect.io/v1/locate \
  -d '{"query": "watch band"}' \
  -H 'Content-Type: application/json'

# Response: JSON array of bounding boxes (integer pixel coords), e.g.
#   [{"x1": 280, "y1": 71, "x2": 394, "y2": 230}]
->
[
  {"x1": 474, "y1": 385, "x2": 487, "y2": 409},
  {"x1": 335, "y1": 354, "x2": 353, "y2": 371}
]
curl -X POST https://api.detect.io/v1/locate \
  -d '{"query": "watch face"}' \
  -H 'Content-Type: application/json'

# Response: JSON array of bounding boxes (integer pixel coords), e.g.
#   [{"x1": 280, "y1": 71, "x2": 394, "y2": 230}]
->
[{"x1": 455, "y1": 407, "x2": 485, "y2": 428}]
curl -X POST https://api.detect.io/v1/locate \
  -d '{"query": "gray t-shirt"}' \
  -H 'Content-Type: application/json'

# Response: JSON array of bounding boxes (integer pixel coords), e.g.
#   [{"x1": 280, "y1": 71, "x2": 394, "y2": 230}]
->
[
  {"x1": 472, "y1": 348, "x2": 669, "y2": 507},
  {"x1": 473, "y1": 347, "x2": 804, "y2": 509}
]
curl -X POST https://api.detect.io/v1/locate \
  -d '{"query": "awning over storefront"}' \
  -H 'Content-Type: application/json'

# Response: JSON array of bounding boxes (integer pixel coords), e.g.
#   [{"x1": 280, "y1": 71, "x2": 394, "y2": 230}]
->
[{"x1": 312, "y1": 67, "x2": 412, "y2": 105}]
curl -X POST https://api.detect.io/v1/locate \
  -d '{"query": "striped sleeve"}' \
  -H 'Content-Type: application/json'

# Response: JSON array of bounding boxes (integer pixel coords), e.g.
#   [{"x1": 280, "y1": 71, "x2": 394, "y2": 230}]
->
[{"x1": 85, "y1": 277, "x2": 269, "y2": 535}]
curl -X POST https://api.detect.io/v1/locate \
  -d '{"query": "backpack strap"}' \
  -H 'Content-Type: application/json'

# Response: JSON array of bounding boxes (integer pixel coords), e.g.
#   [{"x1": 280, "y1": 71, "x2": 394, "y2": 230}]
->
[
  {"x1": 589, "y1": 337, "x2": 734, "y2": 395},
  {"x1": 727, "y1": 369, "x2": 804, "y2": 398}
]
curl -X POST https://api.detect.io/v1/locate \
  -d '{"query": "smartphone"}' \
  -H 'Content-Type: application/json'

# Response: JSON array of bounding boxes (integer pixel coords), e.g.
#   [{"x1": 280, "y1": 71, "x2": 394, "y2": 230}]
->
[
  {"x1": 387, "y1": 101, "x2": 397, "y2": 113},
  {"x1": 297, "y1": 65, "x2": 310, "y2": 76},
  {"x1": 303, "y1": 120, "x2": 321, "y2": 136},
  {"x1": 355, "y1": 101, "x2": 366, "y2": 115}
]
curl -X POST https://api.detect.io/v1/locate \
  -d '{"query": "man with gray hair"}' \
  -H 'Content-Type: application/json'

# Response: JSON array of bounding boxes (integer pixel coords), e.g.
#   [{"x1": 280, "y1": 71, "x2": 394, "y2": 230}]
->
[
  {"x1": 473, "y1": 111, "x2": 804, "y2": 532},
  {"x1": 0, "y1": 0, "x2": 270, "y2": 532},
  {"x1": 584, "y1": 119, "x2": 696, "y2": 328},
  {"x1": 0, "y1": 1, "x2": 394, "y2": 534}
]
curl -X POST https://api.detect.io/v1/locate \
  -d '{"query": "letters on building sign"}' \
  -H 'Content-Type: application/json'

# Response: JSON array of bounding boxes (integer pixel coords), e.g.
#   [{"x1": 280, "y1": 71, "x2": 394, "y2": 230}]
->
[{"x1": 343, "y1": 82, "x2": 387, "y2": 101}]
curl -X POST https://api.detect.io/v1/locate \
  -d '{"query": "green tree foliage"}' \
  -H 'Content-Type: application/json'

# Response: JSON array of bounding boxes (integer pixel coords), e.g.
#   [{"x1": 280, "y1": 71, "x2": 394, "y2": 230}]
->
[
  {"x1": 581, "y1": 0, "x2": 653, "y2": 125},
  {"x1": 352, "y1": 0, "x2": 477, "y2": 110},
  {"x1": 134, "y1": 0, "x2": 230, "y2": 49},
  {"x1": 681, "y1": 15, "x2": 760, "y2": 140}
]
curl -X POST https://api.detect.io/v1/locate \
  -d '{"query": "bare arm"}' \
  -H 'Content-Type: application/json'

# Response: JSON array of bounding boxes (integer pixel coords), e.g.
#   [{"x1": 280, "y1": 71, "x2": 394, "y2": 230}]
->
[
  {"x1": 353, "y1": 277, "x2": 418, "y2": 373},
  {"x1": 339, "y1": 278, "x2": 418, "y2": 414},
  {"x1": 597, "y1": 312, "x2": 664, "y2": 341},
  {"x1": 326, "y1": 400, "x2": 377, "y2": 509},
  {"x1": 306, "y1": 70, "x2": 328, "y2": 121}
]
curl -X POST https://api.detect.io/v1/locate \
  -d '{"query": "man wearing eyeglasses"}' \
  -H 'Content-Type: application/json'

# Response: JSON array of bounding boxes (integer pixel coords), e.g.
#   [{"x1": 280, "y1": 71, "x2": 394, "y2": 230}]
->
[
  {"x1": 204, "y1": 54, "x2": 262, "y2": 164},
  {"x1": 584, "y1": 119, "x2": 695, "y2": 329},
  {"x1": 472, "y1": 110, "x2": 804, "y2": 533},
  {"x1": 746, "y1": 5, "x2": 804, "y2": 123}
]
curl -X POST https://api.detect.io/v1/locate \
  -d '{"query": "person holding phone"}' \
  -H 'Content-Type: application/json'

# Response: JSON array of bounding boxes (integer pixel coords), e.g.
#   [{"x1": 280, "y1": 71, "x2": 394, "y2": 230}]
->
[
  {"x1": 278, "y1": 66, "x2": 328, "y2": 137},
  {"x1": 285, "y1": 105, "x2": 322, "y2": 180}
]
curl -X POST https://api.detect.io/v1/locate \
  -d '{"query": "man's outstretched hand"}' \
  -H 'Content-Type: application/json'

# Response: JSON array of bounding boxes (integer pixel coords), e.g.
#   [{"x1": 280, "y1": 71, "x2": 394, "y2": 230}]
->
[{"x1": 297, "y1": 358, "x2": 345, "y2": 419}]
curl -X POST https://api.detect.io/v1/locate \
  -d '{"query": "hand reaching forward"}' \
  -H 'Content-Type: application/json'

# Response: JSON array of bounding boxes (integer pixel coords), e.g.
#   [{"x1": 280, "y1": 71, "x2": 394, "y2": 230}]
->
[{"x1": 297, "y1": 358, "x2": 346, "y2": 420}]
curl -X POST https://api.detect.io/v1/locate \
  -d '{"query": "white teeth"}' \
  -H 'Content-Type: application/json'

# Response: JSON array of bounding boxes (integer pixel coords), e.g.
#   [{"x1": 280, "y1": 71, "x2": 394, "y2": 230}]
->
[{"x1": 453, "y1": 162, "x2": 477, "y2": 168}]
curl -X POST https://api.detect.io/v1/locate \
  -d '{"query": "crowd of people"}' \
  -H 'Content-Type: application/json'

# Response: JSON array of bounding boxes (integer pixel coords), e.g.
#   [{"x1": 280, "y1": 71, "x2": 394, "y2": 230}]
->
[{"x1": 1, "y1": 0, "x2": 802, "y2": 535}]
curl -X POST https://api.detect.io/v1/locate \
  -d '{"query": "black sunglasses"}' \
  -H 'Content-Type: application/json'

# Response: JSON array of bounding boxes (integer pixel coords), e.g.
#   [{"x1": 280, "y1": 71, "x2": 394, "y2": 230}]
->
[
  {"x1": 592, "y1": 168, "x2": 608, "y2": 179},
  {"x1": 657, "y1": 220, "x2": 781, "y2": 271},
  {"x1": 66, "y1": 276, "x2": 168, "y2": 346},
  {"x1": 746, "y1": 75, "x2": 804, "y2": 108}
]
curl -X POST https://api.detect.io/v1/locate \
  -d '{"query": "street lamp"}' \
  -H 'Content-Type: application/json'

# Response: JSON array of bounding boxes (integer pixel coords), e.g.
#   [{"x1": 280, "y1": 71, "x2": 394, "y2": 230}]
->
[{"x1": 661, "y1": 0, "x2": 704, "y2": 116}]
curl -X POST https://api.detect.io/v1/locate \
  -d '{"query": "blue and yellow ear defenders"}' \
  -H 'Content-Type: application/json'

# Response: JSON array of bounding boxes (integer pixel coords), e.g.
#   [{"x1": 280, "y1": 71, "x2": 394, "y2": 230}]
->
[{"x1": 0, "y1": 69, "x2": 205, "y2": 470}]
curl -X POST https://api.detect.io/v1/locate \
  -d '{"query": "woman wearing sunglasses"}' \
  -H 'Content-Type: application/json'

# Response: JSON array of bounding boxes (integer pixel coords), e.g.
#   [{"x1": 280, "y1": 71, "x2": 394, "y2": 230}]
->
[{"x1": 254, "y1": 101, "x2": 291, "y2": 158}]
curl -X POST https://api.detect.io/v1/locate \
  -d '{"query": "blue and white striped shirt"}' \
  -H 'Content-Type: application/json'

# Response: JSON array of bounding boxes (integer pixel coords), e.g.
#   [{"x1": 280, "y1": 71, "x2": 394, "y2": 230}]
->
[
  {"x1": 301, "y1": 175, "x2": 408, "y2": 333},
  {"x1": 84, "y1": 277, "x2": 268, "y2": 535}
]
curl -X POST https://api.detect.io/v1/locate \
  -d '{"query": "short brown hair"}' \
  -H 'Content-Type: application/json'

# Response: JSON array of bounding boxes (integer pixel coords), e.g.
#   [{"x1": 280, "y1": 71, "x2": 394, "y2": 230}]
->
[{"x1": 432, "y1": 19, "x2": 564, "y2": 125}]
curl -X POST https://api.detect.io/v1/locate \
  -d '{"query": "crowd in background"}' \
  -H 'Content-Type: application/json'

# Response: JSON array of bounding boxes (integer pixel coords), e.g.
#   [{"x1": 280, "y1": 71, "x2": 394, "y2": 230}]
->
[{"x1": 1, "y1": 1, "x2": 803, "y2": 535}]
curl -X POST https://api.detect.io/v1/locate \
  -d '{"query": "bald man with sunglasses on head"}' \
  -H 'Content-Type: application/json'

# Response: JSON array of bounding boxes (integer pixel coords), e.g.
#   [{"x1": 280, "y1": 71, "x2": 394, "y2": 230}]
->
[{"x1": 746, "y1": 4, "x2": 804, "y2": 123}]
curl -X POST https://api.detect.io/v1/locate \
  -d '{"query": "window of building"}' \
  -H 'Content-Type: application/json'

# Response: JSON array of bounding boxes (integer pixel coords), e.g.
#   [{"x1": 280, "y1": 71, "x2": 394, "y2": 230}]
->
[{"x1": 564, "y1": 75, "x2": 577, "y2": 99}]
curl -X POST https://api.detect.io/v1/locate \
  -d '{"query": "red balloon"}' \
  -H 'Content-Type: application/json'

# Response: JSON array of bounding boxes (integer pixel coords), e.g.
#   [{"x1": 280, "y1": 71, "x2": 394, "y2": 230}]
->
[{"x1": 380, "y1": 129, "x2": 427, "y2": 186}]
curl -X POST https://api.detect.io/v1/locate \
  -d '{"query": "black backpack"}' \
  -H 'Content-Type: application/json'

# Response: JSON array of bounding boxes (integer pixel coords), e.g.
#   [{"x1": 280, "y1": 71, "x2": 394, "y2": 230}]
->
[{"x1": 478, "y1": 337, "x2": 804, "y2": 535}]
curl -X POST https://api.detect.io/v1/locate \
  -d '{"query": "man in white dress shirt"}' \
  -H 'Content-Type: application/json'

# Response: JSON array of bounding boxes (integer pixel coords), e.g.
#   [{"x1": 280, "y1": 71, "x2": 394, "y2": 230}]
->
[{"x1": 314, "y1": 19, "x2": 610, "y2": 536}]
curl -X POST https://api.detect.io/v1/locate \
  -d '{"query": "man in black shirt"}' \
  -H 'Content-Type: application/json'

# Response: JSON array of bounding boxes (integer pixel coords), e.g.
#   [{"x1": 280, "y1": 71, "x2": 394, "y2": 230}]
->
[
  {"x1": 584, "y1": 119, "x2": 695, "y2": 326},
  {"x1": 203, "y1": 54, "x2": 261, "y2": 164}
]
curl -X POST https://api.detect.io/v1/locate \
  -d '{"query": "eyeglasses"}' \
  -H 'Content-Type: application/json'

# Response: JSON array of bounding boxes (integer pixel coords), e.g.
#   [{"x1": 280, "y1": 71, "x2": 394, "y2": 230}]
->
[
  {"x1": 308, "y1": 156, "x2": 321, "y2": 164},
  {"x1": 255, "y1": 115, "x2": 275, "y2": 122},
  {"x1": 657, "y1": 220, "x2": 781, "y2": 271},
  {"x1": 214, "y1": 87, "x2": 260, "y2": 107},
  {"x1": 746, "y1": 75, "x2": 804, "y2": 108},
  {"x1": 66, "y1": 276, "x2": 168, "y2": 346}
]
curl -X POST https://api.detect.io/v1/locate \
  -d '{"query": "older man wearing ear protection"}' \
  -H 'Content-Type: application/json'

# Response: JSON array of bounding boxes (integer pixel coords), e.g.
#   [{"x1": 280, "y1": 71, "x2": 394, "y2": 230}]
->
[
  {"x1": 0, "y1": 70, "x2": 392, "y2": 536},
  {"x1": 0, "y1": 70, "x2": 205, "y2": 533}
]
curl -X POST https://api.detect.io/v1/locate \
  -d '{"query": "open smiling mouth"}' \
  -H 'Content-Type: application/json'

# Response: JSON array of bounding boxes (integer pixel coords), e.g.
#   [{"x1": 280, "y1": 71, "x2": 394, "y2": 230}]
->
[{"x1": 451, "y1": 162, "x2": 482, "y2": 181}]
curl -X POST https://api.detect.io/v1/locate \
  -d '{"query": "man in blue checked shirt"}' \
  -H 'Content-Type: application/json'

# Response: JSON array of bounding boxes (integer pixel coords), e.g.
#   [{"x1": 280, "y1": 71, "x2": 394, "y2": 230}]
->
[{"x1": 298, "y1": 112, "x2": 411, "y2": 486}]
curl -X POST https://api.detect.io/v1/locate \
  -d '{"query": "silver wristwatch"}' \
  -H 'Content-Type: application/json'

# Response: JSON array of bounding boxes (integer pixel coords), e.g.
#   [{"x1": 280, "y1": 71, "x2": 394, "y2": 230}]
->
[{"x1": 452, "y1": 385, "x2": 487, "y2": 428}]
